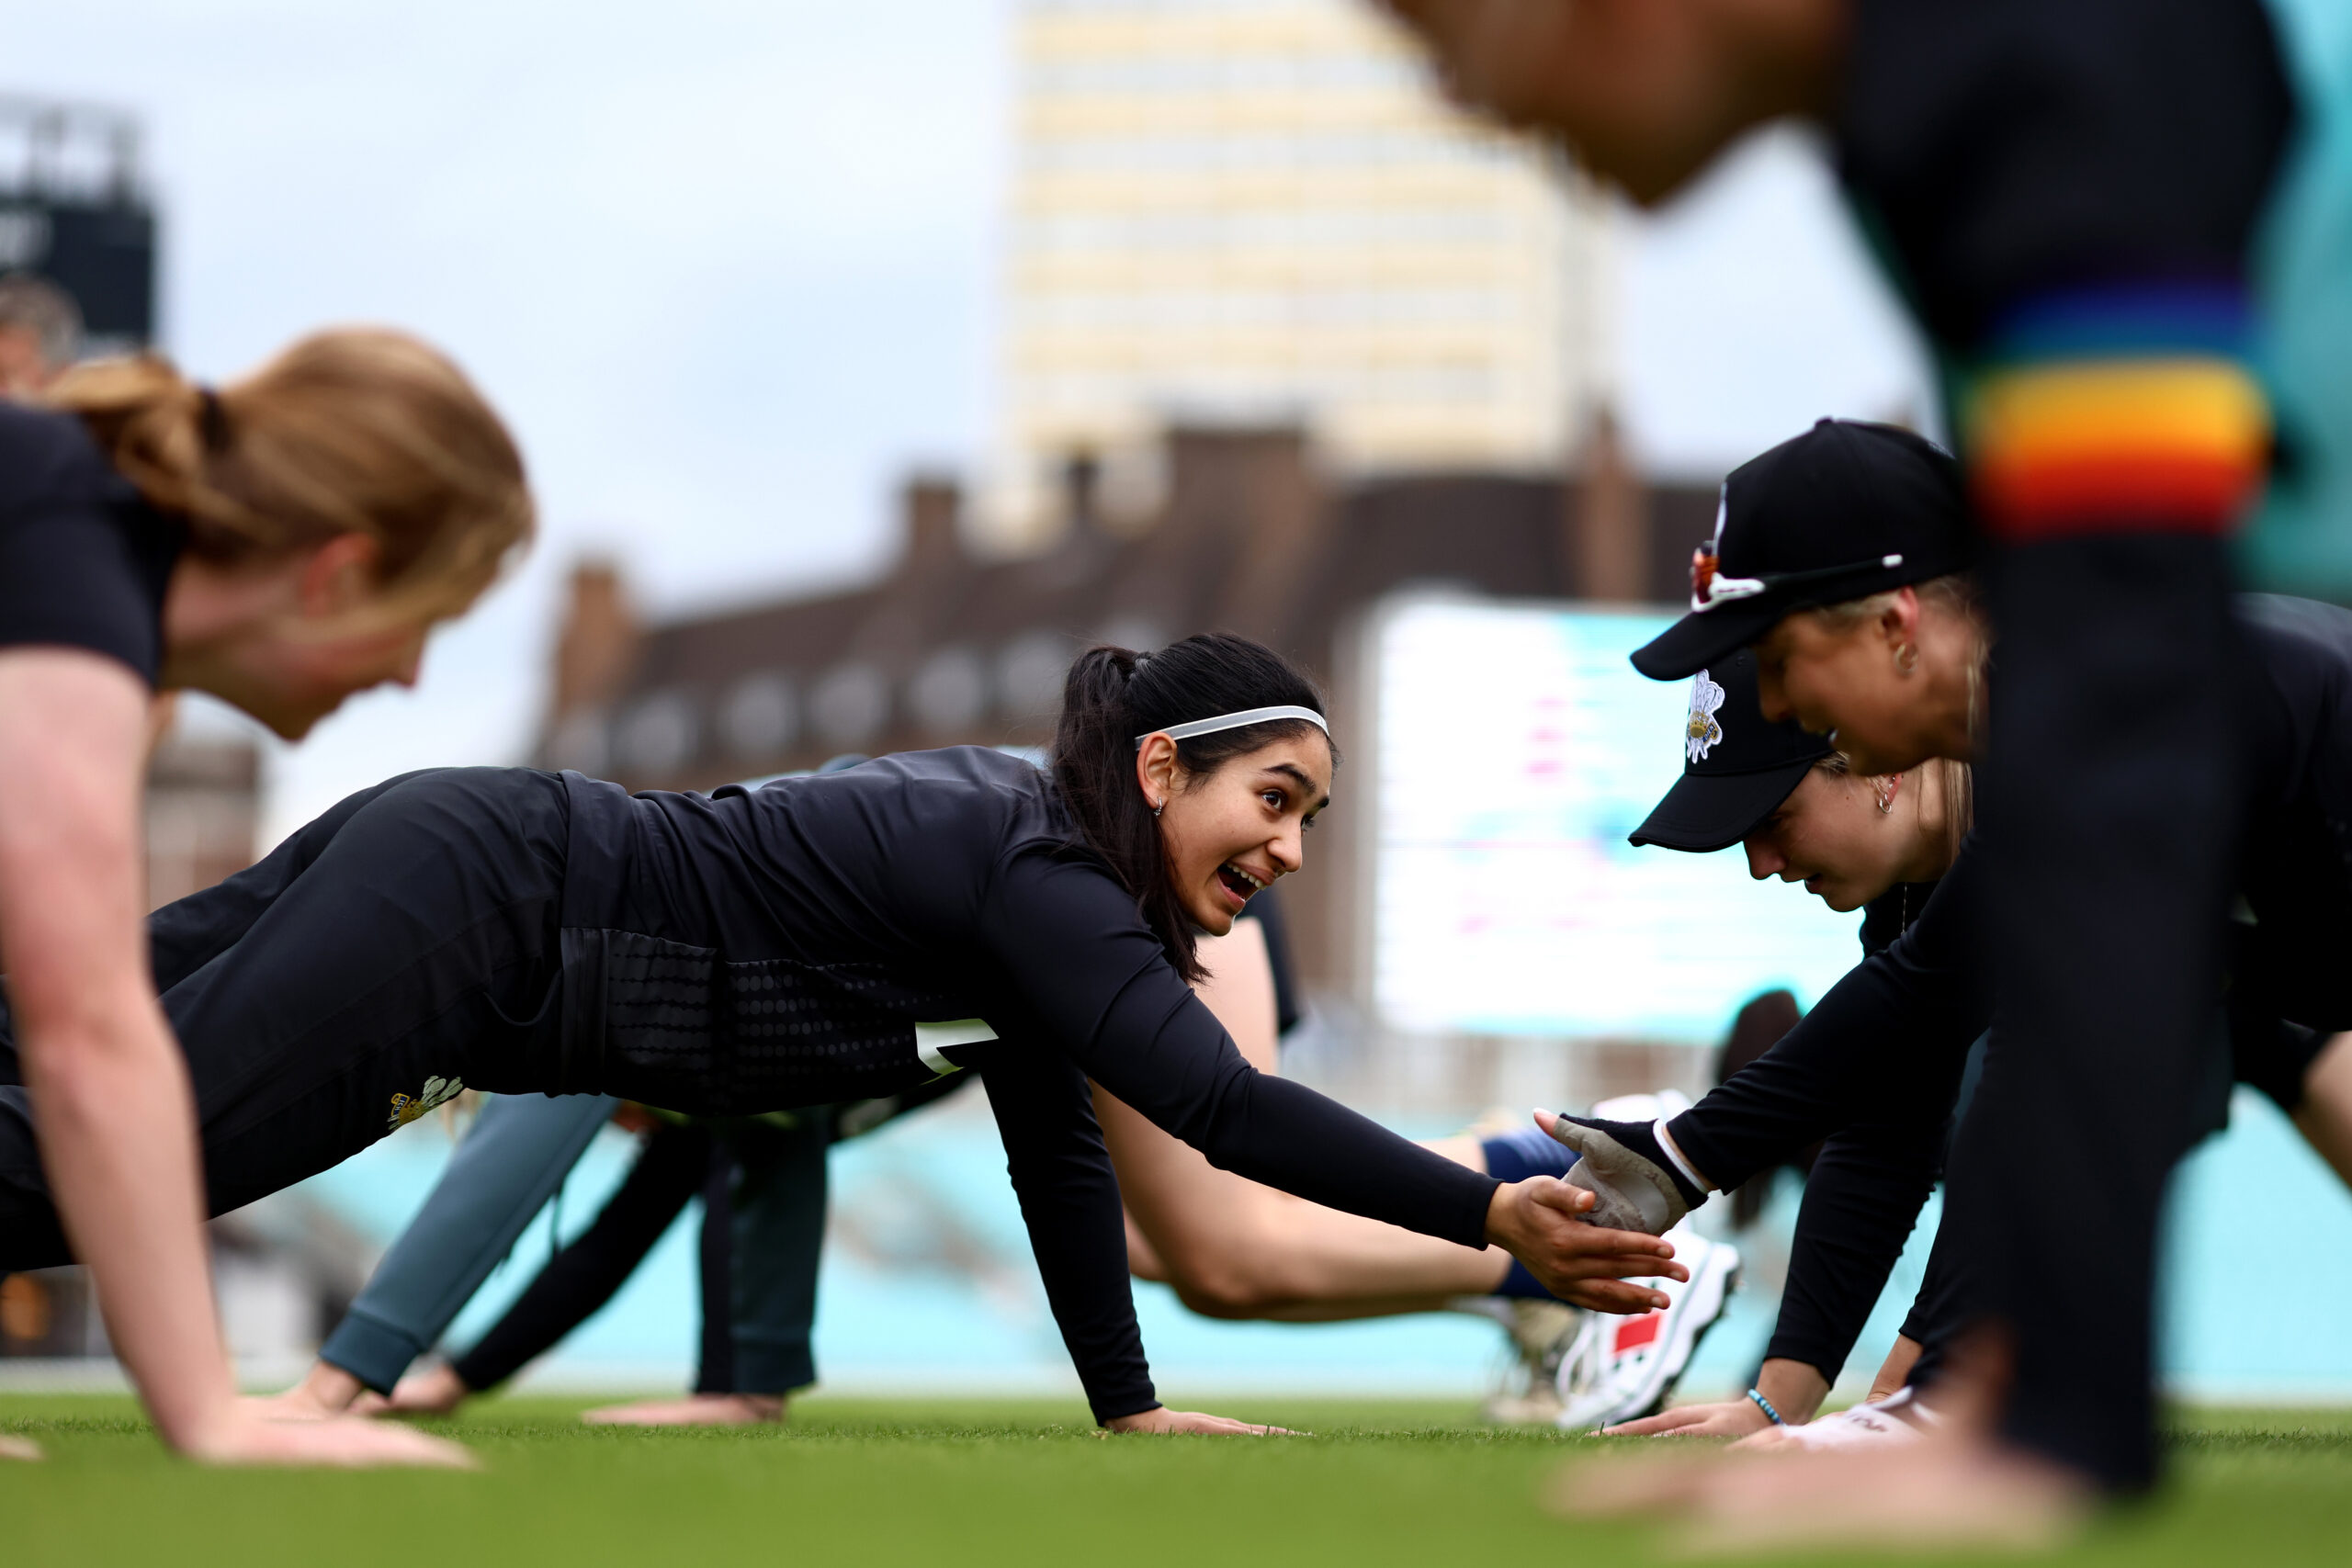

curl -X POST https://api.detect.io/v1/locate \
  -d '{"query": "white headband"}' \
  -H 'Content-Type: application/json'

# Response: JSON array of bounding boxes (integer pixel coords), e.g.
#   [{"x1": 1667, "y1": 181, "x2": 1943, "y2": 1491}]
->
[{"x1": 1134, "y1": 705, "x2": 1329, "y2": 750}]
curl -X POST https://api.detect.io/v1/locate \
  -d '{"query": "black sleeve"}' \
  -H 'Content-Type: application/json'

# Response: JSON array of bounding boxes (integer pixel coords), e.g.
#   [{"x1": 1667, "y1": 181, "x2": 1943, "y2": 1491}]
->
[
  {"x1": 1838, "y1": 0, "x2": 2291, "y2": 352},
  {"x1": 978, "y1": 1044, "x2": 1157, "y2": 1424},
  {"x1": 1763, "y1": 1118, "x2": 1944, "y2": 1381},
  {"x1": 0, "y1": 407, "x2": 178, "y2": 685},
  {"x1": 1899, "y1": 1211, "x2": 1973, "y2": 1350},
  {"x1": 1668, "y1": 844, "x2": 1991, "y2": 1191},
  {"x1": 979, "y1": 847, "x2": 1497, "y2": 1251}
]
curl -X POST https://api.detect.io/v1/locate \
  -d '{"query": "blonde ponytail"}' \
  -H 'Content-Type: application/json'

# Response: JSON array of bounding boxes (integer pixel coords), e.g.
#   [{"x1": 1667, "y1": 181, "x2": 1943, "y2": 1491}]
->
[{"x1": 46, "y1": 328, "x2": 533, "y2": 625}]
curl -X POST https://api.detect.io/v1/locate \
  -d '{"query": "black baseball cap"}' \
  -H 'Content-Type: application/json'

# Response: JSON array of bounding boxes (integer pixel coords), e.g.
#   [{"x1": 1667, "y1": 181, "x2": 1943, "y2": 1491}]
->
[
  {"x1": 1628, "y1": 649, "x2": 1833, "y2": 852},
  {"x1": 1630, "y1": 420, "x2": 1972, "y2": 682}
]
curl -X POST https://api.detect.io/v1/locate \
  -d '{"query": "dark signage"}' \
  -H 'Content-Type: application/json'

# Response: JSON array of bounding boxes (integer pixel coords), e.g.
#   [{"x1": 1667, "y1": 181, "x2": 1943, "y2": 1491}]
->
[{"x1": 0, "y1": 197, "x2": 156, "y2": 344}]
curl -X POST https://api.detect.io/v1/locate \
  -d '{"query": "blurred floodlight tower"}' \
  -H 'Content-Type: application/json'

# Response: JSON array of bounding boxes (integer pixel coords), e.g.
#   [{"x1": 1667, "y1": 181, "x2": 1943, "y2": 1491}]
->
[{"x1": 991, "y1": 0, "x2": 1613, "y2": 545}]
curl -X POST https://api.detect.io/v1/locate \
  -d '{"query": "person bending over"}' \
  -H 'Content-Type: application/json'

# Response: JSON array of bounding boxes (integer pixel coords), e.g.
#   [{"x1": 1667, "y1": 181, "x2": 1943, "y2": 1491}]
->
[
  {"x1": 1612, "y1": 640, "x2": 2352, "y2": 1444},
  {"x1": 0, "y1": 333, "x2": 530, "y2": 1466},
  {"x1": 1544, "y1": 417, "x2": 2352, "y2": 1534}
]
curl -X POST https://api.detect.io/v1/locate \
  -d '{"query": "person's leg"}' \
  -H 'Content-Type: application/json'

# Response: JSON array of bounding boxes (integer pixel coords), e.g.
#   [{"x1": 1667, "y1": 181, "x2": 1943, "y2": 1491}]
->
[
  {"x1": 275, "y1": 1092, "x2": 617, "y2": 1410},
  {"x1": 693, "y1": 1137, "x2": 735, "y2": 1394},
  {"x1": 1963, "y1": 534, "x2": 2241, "y2": 1492},
  {"x1": 0, "y1": 766, "x2": 573, "y2": 1271},
  {"x1": 1097, "y1": 919, "x2": 1510, "y2": 1320},
  {"x1": 723, "y1": 1117, "x2": 827, "y2": 1396},
  {"x1": 446, "y1": 1123, "x2": 709, "y2": 1395},
  {"x1": 582, "y1": 1114, "x2": 829, "y2": 1427}
]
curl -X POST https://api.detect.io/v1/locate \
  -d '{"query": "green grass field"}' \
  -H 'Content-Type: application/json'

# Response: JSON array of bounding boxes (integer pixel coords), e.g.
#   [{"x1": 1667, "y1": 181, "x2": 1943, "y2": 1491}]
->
[{"x1": 6, "y1": 1394, "x2": 2351, "y2": 1567}]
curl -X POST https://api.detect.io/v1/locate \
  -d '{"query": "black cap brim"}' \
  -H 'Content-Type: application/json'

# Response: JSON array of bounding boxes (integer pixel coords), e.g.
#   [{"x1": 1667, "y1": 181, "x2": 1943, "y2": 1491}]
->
[
  {"x1": 1630, "y1": 600, "x2": 1785, "y2": 681},
  {"x1": 1627, "y1": 759, "x2": 1814, "y2": 852}
]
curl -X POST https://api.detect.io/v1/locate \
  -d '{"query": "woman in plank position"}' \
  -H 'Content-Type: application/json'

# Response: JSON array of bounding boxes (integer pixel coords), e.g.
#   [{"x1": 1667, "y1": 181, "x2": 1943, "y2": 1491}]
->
[
  {"x1": 0, "y1": 633, "x2": 1680, "y2": 1441},
  {"x1": 0, "y1": 332, "x2": 530, "y2": 1466}
]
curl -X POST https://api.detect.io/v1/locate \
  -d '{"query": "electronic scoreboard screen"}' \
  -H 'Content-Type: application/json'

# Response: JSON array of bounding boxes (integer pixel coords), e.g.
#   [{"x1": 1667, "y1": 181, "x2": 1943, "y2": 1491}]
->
[{"x1": 1369, "y1": 597, "x2": 1862, "y2": 1041}]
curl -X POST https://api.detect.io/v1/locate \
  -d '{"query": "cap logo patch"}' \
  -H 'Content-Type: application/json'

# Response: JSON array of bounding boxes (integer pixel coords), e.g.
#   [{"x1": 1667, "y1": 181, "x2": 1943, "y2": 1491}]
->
[
  {"x1": 1689, "y1": 483, "x2": 1766, "y2": 613},
  {"x1": 1685, "y1": 671, "x2": 1726, "y2": 762}
]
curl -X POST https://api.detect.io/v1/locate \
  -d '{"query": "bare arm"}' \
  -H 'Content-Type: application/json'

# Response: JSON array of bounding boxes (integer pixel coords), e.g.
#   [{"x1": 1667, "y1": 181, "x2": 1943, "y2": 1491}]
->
[
  {"x1": 0, "y1": 650, "x2": 238, "y2": 1452},
  {"x1": 0, "y1": 649, "x2": 461, "y2": 1466},
  {"x1": 1099, "y1": 920, "x2": 1678, "y2": 1317}
]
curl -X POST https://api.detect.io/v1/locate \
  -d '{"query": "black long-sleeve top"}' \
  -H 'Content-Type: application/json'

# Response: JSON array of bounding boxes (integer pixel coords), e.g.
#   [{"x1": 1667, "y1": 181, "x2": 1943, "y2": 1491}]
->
[
  {"x1": 1675, "y1": 596, "x2": 2352, "y2": 1382},
  {"x1": 545, "y1": 746, "x2": 1499, "y2": 1422}
]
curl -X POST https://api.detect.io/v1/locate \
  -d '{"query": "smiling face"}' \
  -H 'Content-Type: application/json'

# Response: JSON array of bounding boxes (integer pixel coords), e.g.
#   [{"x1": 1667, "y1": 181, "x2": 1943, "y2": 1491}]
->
[
  {"x1": 1750, "y1": 589, "x2": 1979, "y2": 777},
  {"x1": 1139, "y1": 730, "x2": 1334, "y2": 936}
]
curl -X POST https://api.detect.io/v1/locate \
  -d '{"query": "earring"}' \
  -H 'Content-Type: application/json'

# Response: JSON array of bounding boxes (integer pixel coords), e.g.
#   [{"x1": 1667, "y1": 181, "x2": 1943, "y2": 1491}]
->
[
  {"x1": 1894, "y1": 644, "x2": 1919, "y2": 674},
  {"x1": 1151, "y1": 801, "x2": 1163, "y2": 818},
  {"x1": 1874, "y1": 776, "x2": 1900, "y2": 815}
]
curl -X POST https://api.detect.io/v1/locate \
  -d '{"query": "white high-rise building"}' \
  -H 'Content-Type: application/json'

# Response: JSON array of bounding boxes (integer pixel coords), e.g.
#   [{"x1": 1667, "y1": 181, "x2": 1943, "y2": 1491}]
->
[{"x1": 991, "y1": 0, "x2": 1614, "y2": 544}]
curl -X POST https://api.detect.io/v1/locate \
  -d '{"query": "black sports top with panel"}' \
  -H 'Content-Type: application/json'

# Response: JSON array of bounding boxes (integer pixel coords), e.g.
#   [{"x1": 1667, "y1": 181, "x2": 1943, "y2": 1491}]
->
[
  {"x1": 0, "y1": 403, "x2": 184, "y2": 686},
  {"x1": 550, "y1": 746, "x2": 1499, "y2": 1420}
]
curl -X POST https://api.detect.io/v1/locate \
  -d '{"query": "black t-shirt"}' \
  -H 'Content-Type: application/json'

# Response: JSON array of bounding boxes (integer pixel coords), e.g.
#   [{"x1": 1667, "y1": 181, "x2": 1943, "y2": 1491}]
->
[
  {"x1": 1838, "y1": 0, "x2": 2293, "y2": 355},
  {"x1": 552, "y1": 747, "x2": 1498, "y2": 1421},
  {"x1": 0, "y1": 403, "x2": 185, "y2": 686}
]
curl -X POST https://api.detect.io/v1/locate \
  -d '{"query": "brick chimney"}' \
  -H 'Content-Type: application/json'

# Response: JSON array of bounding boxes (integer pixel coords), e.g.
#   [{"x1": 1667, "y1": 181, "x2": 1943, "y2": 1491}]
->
[
  {"x1": 899, "y1": 474, "x2": 963, "y2": 575},
  {"x1": 1159, "y1": 425, "x2": 1326, "y2": 646},
  {"x1": 1572, "y1": 404, "x2": 1650, "y2": 604},
  {"x1": 549, "y1": 559, "x2": 640, "y2": 722}
]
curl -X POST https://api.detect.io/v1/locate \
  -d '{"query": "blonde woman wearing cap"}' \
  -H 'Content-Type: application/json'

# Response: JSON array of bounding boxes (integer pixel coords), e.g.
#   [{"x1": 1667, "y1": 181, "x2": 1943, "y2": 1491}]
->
[
  {"x1": 1549, "y1": 420, "x2": 2352, "y2": 1518},
  {"x1": 1610, "y1": 649, "x2": 2352, "y2": 1449},
  {"x1": 0, "y1": 633, "x2": 1680, "y2": 1449},
  {"x1": 0, "y1": 334, "x2": 531, "y2": 1467}
]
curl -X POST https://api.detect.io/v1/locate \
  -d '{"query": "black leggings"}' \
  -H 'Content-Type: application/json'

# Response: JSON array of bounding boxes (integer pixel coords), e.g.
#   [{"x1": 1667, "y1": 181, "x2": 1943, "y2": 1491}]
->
[{"x1": 0, "y1": 767, "x2": 571, "y2": 1270}]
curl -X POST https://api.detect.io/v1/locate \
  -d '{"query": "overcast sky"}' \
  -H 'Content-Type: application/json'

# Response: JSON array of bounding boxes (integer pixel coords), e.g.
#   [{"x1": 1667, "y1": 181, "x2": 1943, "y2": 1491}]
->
[{"x1": 9, "y1": 0, "x2": 1933, "y2": 842}]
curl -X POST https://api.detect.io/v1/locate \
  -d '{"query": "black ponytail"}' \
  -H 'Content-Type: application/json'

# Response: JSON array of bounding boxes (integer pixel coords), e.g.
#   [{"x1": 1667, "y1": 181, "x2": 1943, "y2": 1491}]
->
[{"x1": 1051, "y1": 632, "x2": 1330, "y2": 983}]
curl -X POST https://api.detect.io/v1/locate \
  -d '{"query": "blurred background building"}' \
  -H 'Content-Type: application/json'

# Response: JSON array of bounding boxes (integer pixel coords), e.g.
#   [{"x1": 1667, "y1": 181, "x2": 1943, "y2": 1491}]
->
[{"x1": 990, "y1": 0, "x2": 1611, "y2": 545}]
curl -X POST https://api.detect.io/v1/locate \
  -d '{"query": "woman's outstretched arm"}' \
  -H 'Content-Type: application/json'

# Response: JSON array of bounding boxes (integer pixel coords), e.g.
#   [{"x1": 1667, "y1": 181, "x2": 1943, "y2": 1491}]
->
[
  {"x1": 1097, "y1": 919, "x2": 1516, "y2": 1318},
  {"x1": 985, "y1": 850, "x2": 1680, "y2": 1300},
  {"x1": 0, "y1": 649, "x2": 461, "y2": 1467}
]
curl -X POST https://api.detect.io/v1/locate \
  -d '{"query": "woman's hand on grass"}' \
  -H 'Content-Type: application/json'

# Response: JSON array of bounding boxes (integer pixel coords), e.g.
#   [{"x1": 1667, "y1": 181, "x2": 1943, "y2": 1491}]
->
[
  {"x1": 1104, "y1": 1406, "x2": 1294, "y2": 1436},
  {"x1": 183, "y1": 1406, "x2": 478, "y2": 1468},
  {"x1": 1483, "y1": 1178, "x2": 1686, "y2": 1312},
  {"x1": 1604, "y1": 1398, "x2": 1774, "y2": 1439}
]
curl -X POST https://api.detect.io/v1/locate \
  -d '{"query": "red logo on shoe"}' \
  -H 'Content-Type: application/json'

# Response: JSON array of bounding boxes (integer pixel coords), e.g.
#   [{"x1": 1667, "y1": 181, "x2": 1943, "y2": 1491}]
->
[{"x1": 1613, "y1": 1313, "x2": 1663, "y2": 1354}]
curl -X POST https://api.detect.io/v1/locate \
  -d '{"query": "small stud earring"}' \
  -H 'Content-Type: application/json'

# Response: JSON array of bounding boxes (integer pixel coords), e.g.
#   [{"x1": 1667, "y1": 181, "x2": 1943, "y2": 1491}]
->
[{"x1": 1874, "y1": 777, "x2": 1900, "y2": 814}]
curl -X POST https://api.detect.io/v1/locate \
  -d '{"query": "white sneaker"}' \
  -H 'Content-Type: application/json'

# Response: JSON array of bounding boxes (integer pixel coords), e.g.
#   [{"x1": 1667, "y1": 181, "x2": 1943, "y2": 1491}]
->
[
  {"x1": 1586, "y1": 1089, "x2": 1694, "y2": 1123},
  {"x1": 1555, "y1": 1223, "x2": 1741, "y2": 1430},
  {"x1": 1772, "y1": 1387, "x2": 1939, "y2": 1450}
]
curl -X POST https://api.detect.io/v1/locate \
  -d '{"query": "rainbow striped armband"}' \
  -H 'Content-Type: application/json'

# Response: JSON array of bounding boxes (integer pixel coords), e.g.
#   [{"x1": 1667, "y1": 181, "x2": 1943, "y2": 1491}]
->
[{"x1": 1962, "y1": 284, "x2": 2272, "y2": 541}]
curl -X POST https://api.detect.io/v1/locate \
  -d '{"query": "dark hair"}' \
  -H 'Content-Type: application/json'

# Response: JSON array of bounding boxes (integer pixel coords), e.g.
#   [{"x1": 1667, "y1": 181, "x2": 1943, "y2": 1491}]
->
[
  {"x1": 1713, "y1": 988, "x2": 1815, "y2": 1230},
  {"x1": 1051, "y1": 632, "x2": 1331, "y2": 983}
]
